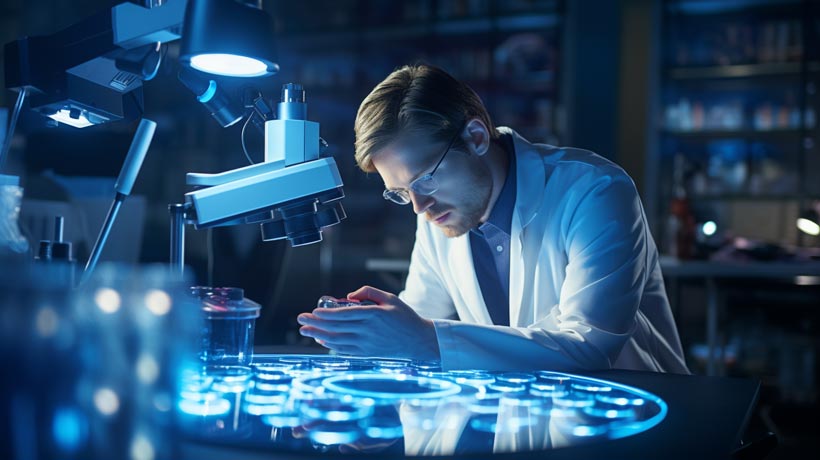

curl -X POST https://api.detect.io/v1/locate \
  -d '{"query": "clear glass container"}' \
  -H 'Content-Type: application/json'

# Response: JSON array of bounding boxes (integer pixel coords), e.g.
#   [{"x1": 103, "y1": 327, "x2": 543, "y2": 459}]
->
[{"x1": 191, "y1": 287, "x2": 261, "y2": 365}]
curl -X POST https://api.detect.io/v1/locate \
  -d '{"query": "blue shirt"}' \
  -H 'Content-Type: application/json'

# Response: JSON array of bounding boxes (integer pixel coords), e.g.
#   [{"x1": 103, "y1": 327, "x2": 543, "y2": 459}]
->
[{"x1": 469, "y1": 133, "x2": 516, "y2": 326}]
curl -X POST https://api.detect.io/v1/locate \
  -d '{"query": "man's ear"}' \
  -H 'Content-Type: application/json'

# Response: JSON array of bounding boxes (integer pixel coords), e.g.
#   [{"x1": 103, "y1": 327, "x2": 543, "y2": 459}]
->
[{"x1": 463, "y1": 118, "x2": 491, "y2": 156}]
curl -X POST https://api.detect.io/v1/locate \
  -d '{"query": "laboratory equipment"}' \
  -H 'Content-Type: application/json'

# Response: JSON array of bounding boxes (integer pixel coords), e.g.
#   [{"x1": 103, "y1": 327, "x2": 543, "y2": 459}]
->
[
  {"x1": 190, "y1": 286, "x2": 261, "y2": 366},
  {"x1": 317, "y1": 296, "x2": 377, "y2": 308},
  {"x1": 2, "y1": 0, "x2": 277, "y2": 129},
  {"x1": 169, "y1": 83, "x2": 347, "y2": 273},
  {"x1": 81, "y1": 118, "x2": 156, "y2": 284}
]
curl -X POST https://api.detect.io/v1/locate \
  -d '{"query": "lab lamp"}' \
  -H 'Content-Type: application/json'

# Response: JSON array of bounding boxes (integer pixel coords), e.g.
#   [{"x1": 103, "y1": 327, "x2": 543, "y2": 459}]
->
[
  {"x1": 797, "y1": 209, "x2": 820, "y2": 237},
  {"x1": 180, "y1": 0, "x2": 279, "y2": 77}
]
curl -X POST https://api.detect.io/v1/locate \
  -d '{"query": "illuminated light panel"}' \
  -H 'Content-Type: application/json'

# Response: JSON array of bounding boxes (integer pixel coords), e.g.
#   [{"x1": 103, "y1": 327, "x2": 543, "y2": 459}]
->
[
  {"x1": 797, "y1": 217, "x2": 820, "y2": 236},
  {"x1": 189, "y1": 54, "x2": 269, "y2": 77},
  {"x1": 47, "y1": 109, "x2": 94, "y2": 128}
]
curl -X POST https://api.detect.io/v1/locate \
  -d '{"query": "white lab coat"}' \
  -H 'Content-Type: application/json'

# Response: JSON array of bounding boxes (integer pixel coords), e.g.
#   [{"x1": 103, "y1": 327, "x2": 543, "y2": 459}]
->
[{"x1": 399, "y1": 127, "x2": 689, "y2": 373}]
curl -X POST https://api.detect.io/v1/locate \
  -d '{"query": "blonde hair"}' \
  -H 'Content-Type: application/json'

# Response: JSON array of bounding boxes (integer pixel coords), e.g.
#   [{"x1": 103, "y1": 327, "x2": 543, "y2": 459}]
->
[{"x1": 353, "y1": 64, "x2": 498, "y2": 173}]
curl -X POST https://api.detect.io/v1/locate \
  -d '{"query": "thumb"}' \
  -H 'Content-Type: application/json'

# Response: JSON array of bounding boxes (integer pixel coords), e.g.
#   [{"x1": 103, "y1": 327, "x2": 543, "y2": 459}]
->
[{"x1": 347, "y1": 285, "x2": 393, "y2": 304}]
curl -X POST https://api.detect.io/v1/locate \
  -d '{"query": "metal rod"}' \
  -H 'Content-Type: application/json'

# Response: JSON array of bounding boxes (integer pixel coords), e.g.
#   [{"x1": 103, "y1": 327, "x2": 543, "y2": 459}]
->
[
  {"x1": 54, "y1": 216, "x2": 64, "y2": 243},
  {"x1": 169, "y1": 203, "x2": 187, "y2": 275},
  {"x1": 0, "y1": 87, "x2": 29, "y2": 172},
  {"x1": 81, "y1": 196, "x2": 124, "y2": 284}
]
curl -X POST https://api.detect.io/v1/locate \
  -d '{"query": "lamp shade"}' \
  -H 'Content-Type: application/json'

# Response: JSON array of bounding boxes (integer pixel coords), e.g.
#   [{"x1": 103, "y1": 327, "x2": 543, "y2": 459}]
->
[
  {"x1": 797, "y1": 209, "x2": 820, "y2": 236},
  {"x1": 180, "y1": 0, "x2": 279, "y2": 78}
]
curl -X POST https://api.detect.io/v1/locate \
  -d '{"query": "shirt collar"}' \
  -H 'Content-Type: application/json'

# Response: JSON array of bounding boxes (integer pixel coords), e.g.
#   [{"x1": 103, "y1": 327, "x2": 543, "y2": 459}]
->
[{"x1": 473, "y1": 133, "x2": 516, "y2": 236}]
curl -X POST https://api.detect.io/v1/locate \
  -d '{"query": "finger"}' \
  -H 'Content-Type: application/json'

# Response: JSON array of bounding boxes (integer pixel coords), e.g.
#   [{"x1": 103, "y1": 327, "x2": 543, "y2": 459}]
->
[
  {"x1": 347, "y1": 285, "x2": 395, "y2": 304},
  {"x1": 297, "y1": 316, "x2": 368, "y2": 333},
  {"x1": 312, "y1": 305, "x2": 381, "y2": 320},
  {"x1": 299, "y1": 326, "x2": 359, "y2": 345},
  {"x1": 328, "y1": 344, "x2": 366, "y2": 356},
  {"x1": 296, "y1": 312, "x2": 319, "y2": 325}
]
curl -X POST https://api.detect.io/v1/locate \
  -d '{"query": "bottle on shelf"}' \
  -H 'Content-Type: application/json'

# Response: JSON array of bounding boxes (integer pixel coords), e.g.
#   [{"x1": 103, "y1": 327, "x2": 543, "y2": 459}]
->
[{"x1": 665, "y1": 154, "x2": 696, "y2": 259}]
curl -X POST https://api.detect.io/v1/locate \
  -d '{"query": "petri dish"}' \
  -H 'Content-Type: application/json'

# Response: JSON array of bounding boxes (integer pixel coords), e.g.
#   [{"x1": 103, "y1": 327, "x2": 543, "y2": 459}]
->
[{"x1": 322, "y1": 372, "x2": 461, "y2": 400}]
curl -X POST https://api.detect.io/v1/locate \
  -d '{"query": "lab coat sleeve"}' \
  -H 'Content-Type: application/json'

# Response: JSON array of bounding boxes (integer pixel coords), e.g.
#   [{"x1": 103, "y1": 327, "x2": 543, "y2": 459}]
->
[
  {"x1": 399, "y1": 216, "x2": 458, "y2": 320},
  {"x1": 434, "y1": 169, "x2": 648, "y2": 371}
]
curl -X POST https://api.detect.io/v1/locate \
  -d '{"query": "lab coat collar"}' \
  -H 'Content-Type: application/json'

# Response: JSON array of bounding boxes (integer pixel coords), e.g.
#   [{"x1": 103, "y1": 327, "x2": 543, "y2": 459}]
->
[{"x1": 497, "y1": 127, "x2": 548, "y2": 230}]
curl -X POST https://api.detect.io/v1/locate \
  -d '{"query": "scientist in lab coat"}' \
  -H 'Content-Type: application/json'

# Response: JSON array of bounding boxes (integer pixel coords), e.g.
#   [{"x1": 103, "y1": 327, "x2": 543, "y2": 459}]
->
[{"x1": 298, "y1": 64, "x2": 688, "y2": 373}]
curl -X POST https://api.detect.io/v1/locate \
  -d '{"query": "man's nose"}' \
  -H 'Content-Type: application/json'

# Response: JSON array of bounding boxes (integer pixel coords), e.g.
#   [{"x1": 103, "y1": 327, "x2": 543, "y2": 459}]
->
[{"x1": 411, "y1": 191, "x2": 434, "y2": 215}]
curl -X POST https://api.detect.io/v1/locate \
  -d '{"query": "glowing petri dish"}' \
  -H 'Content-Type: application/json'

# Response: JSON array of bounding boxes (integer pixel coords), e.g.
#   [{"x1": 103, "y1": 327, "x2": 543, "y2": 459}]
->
[
  {"x1": 496, "y1": 372, "x2": 536, "y2": 385},
  {"x1": 410, "y1": 360, "x2": 441, "y2": 371},
  {"x1": 487, "y1": 381, "x2": 526, "y2": 393},
  {"x1": 308, "y1": 421, "x2": 362, "y2": 445},
  {"x1": 207, "y1": 365, "x2": 253, "y2": 393},
  {"x1": 312, "y1": 357, "x2": 351, "y2": 369},
  {"x1": 178, "y1": 395, "x2": 231, "y2": 416},
  {"x1": 361, "y1": 406, "x2": 404, "y2": 440},
  {"x1": 449, "y1": 371, "x2": 496, "y2": 387},
  {"x1": 581, "y1": 405, "x2": 638, "y2": 420},
  {"x1": 252, "y1": 363, "x2": 293, "y2": 374},
  {"x1": 553, "y1": 393, "x2": 596, "y2": 408},
  {"x1": 244, "y1": 392, "x2": 287, "y2": 406},
  {"x1": 372, "y1": 360, "x2": 410, "y2": 372},
  {"x1": 595, "y1": 392, "x2": 646, "y2": 407},
  {"x1": 534, "y1": 372, "x2": 572, "y2": 385},
  {"x1": 260, "y1": 403, "x2": 301, "y2": 428},
  {"x1": 468, "y1": 390, "x2": 503, "y2": 415},
  {"x1": 292, "y1": 373, "x2": 332, "y2": 396},
  {"x1": 529, "y1": 381, "x2": 569, "y2": 398},
  {"x1": 300, "y1": 395, "x2": 374, "y2": 422},
  {"x1": 322, "y1": 373, "x2": 461, "y2": 400},
  {"x1": 571, "y1": 382, "x2": 613, "y2": 393},
  {"x1": 277, "y1": 357, "x2": 310, "y2": 369}
]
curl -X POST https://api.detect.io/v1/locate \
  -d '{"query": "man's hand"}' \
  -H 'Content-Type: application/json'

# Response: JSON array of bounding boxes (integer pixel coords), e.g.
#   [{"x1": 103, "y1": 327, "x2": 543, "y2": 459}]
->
[{"x1": 297, "y1": 286, "x2": 440, "y2": 361}]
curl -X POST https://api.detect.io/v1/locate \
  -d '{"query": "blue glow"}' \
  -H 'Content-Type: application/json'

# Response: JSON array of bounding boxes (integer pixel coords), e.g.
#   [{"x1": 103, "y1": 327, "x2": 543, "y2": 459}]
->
[
  {"x1": 182, "y1": 355, "x2": 670, "y2": 450},
  {"x1": 190, "y1": 54, "x2": 269, "y2": 77},
  {"x1": 52, "y1": 407, "x2": 86, "y2": 452},
  {"x1": 197, "y1": 80, "x2": 217, "y2": 103},
  {"x1": 702, "y1": 221, "x2": 717, "y2": 236},
  {"x1": 178, "y1": 397, "x2": 231, "y2": 416}
]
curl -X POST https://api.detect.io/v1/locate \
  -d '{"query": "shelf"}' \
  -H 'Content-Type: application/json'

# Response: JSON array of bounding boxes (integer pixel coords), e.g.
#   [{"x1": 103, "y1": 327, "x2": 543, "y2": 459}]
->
[
  {"x1": 661, "y1": 128, "x2": 806, "y2": 140},
  {"x1": 687, "y1": 194, "x2": 812, "y2": 202},
  {"x1": 277, "y1": 13, "x2": 560, "y2": 45},
  {"x1": 666, "y1": 0, "x2": 801, "y2": 16},
  {"x1": 667, "y1": 62, "x2": 820, "y2": 80}
]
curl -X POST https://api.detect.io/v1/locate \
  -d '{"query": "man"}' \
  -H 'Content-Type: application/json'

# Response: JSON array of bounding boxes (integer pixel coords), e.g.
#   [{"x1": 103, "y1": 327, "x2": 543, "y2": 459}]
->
[{"x1": 298, "y1": 64, "x2": 688, "y2": 373}]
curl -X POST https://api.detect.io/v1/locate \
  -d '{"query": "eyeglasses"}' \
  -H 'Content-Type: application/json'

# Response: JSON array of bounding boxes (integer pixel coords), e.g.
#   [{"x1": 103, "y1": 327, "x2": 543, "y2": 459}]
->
[{"x1": 382, "y1": 127, "x2": 462, "y2": 205}]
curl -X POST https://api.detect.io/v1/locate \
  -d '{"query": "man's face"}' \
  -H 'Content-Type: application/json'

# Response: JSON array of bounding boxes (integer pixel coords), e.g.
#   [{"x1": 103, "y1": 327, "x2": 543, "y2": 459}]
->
[{"x1": 372, "y1": 135, "x2": 493, "y2": 237}]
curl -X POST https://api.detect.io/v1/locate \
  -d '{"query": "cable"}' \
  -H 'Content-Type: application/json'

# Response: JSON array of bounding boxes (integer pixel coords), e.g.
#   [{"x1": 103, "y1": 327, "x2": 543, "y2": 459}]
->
[
  {"x1": 0, "y1": 87, "x2": 28, "y2": 172},
  {"x1": 207, "y1": 227, "x2": 214, "y2": 287},
  {"x1": 241, "y1": 110, "x2": 256, "y2": 164}
]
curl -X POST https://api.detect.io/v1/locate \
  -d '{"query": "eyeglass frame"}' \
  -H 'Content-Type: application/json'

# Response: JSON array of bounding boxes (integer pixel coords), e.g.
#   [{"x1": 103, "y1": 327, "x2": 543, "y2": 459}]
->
[{"x1": 382, "y1": 124, "x2": 464, "y2": 205}]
